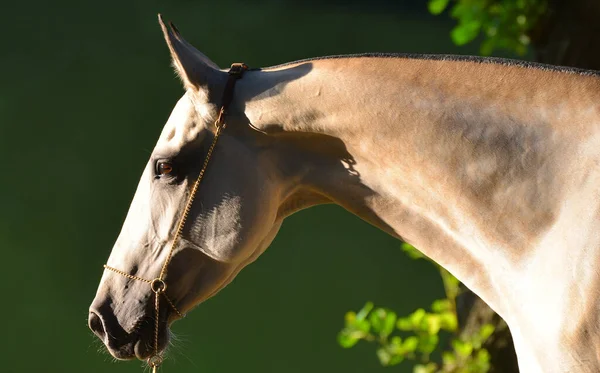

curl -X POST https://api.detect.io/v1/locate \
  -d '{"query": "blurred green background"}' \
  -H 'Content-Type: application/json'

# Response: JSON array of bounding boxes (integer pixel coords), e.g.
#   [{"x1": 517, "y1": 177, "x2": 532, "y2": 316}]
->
[{"x1": 1, "y1": 1, "x2": 481, "y2": 372}]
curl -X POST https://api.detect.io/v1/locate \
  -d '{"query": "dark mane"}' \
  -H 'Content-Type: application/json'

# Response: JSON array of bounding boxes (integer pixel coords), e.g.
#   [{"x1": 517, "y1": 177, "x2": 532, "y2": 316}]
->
[{"x1": 259, "y1": 53, "x2": 600, "y2": 77}]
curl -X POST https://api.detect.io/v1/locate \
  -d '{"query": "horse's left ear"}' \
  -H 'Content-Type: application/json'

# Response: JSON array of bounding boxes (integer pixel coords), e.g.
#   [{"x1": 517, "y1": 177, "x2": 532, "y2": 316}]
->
[{"x1": 158, "y1": 14, "x2": 222, "y2": 95}]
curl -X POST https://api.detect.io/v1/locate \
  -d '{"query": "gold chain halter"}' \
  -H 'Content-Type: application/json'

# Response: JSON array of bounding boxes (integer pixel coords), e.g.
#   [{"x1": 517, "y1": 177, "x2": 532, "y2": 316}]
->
[{"x1": 103, "y1": 63, "x2": 248, "y2": 373}]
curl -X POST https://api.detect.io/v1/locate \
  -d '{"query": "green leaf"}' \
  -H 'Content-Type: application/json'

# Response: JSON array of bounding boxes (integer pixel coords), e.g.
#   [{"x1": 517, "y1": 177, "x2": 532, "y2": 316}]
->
[
  {"x1": 451, "y1": 20, "x2": 482, "y2": 46},
  {"x1": 452, "y1": 339, "x2": 474, "y2": 357},
  {"x1": 388, "y1": 336, "x2": 404, "y2": 354},
  {"x1": 388, "y1": 354, "x2": 405, "y2": 366},
  {"x1": 355, "y1": 319, "x2": 371, "y2": 334},
  {"x1": 369, "y1": 308, "x2": 386, "y2": 334},
  {"x1": 390, "y1": 336, "x2": 403, "y2": 346},
  {"x1": 423, "y1": 314, "x2": 441, "y2": 335},
  {"x1": 413, "y1": 362, "x2": 438, "y2": 373},
  {"x1": 428, "y1": 0, "x2": 450, "y2": 15},
  {"x1": 442, "y1": 351, "x2": 457, "y2": 367},
  {"x1": 376, "y1": 347, "x2": 392, "y2": 366},
  {"x1": 471, "y1": 349, "x2": 491, "y2": 372},
  {"x1": 403, "y1": 336, "x2": 419, "y2": 352},
  {"x1": 476, "y1": 348, "x2": 491, "y2": 364},
  {"x1": 338, "y1": 330, "x2": 361, "y2": 348},
  {"x1": 439, "y1": 311, "x2": 458, "y2": 332},
  {"x1": 382, "y1": 310, "x2": 397, "y2": 337},
  {"x1": 417, "y1": 334, "x2": 439, "y2": 354},
  {"x1": 401, "y1": 243, "x2": 425, "y2": 260},
  {"x1": 344, "y1": 311, "x2": 356, "y2": 326},
  {"x1": 409, "y1": 308, "x2": 426, "y2": 328},
  {"x1": 450, "y1": 3, "x2": 471, "y2": 18},
  {"x1": 431, "y1": 299, "x2": 452, "y2": 313},
  {"x1": 439, "y1": 268, "x2": 460, "y2": 300},
  {"x1": 479, "y1": 323, "x2": 495, "y2": 342},
  {"x1": 413, "y1": 365, "x2": 425, "y2": 373},
  {"x1": 369, "y1": 308, "x2": 396, "y2": 336},
  {"x1": 397, "y1": 316, "x2": 414, "y2": 331},
  {"x1": 356, "y1": 302, "x2": 374, "y2": 321}
]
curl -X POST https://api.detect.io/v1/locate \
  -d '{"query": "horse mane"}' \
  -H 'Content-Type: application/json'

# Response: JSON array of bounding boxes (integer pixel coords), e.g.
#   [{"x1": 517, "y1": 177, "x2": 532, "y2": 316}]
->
[{"x1": 259, "y1": 52, "x2": 600, "y2": 78}]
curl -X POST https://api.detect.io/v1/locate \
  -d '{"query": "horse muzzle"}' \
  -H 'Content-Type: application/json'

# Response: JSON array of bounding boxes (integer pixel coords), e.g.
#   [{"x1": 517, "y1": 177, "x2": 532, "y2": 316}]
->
[{"x1": 88, "y1": 299, "x2": 170, "y2": 361}]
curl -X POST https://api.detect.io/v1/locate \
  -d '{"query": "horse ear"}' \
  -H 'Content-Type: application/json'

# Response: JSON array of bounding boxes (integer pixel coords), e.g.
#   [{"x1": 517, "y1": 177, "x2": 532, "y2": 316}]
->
[{"x1": 158, "y1": 14, "x2": 221, "y2": 94}]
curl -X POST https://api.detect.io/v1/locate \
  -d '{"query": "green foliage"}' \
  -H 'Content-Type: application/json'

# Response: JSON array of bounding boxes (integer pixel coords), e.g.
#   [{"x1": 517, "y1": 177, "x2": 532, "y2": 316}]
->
[
  {"x1": 427, "y1": 0, "x2": 548, "y2": 56},
  {"x1": 338, "y1": 244, "x2": 496, "y2": 372},
  {"x1": 428, "y1": 0, "x2": 451, "y2": 15}
]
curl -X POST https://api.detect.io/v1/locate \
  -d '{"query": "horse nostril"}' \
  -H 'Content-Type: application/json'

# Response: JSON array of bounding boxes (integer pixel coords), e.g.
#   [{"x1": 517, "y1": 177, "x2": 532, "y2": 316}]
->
[{"x1": 88, "y1": 311, "x2": 106, "y2": 341}]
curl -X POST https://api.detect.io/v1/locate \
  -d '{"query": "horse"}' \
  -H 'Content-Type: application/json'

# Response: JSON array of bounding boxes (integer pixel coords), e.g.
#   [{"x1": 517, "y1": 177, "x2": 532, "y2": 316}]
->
[{"x1": 89, "y1": 15, "x2": 600, "y2": 373}]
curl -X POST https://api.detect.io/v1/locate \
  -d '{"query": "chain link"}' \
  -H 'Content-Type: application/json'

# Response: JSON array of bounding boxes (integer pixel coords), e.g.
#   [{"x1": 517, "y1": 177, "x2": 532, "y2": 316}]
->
[{"x1": 103, "y1": 265, "x2": 152, "y2": 284}]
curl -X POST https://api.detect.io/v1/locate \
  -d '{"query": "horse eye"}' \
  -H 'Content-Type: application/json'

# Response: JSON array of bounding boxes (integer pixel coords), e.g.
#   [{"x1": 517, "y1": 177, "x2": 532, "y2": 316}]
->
[{"x1": 157, "y1": 161, "x2": 174, "y2": 176}]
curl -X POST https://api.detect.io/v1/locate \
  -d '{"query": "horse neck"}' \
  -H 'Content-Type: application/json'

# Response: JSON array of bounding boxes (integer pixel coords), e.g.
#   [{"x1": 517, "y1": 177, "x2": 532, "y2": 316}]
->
[{"x1": 238, "y1": 56, "x2": 600, "y2": 370}]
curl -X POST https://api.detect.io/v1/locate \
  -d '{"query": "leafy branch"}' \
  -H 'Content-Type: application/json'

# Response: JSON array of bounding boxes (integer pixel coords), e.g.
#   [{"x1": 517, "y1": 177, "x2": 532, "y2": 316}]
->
[
  {"x1": 338, "y1": 244, "x2": 495, "y2": 373},
  {"x1": 428, "y1": 0, "x2": 548, "y2": 56}
]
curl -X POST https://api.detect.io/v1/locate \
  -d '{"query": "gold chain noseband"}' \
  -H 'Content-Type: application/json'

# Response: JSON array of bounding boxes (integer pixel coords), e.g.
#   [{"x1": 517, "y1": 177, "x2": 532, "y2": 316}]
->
[{"x1": 103, "y1": 63, "x2": 248, "y2": 373}]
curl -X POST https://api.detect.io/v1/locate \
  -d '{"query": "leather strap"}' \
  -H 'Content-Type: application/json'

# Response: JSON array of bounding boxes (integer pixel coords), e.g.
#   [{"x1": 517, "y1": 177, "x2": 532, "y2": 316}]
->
[{"x1": 215, "y1": 63, "x2": 248, "y2": 127}]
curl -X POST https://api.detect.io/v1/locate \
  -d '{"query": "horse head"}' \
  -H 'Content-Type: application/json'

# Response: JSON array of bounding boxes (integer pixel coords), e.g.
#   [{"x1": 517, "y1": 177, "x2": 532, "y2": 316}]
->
[{"x1": 88, "y1": 16, "x2": 296, "y2": 361}]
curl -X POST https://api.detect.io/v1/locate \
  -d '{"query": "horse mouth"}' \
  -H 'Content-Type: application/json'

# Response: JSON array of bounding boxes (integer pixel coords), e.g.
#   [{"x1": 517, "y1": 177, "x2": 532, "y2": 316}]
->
[
  {"x1": 102, "y1": 327, "x2": 170, "y2": 361},
  {"x1": 97, "y1": 315, "x2": 171, "y2": 361},
  {"x1": 132, "y1": 320, "x2": 171, "y2": 361},
  {"x1": 134, "y1": 337, "x2": 159, "y2": 361}
]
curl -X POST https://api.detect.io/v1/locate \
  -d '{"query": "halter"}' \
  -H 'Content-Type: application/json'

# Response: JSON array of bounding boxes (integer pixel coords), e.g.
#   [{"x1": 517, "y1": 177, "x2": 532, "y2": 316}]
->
[{"x1": 103, "y1": 62, "x2": 248, "y2": 373}]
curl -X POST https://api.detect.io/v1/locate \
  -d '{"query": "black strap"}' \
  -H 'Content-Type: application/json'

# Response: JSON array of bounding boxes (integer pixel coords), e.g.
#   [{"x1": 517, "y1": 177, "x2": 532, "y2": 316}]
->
[{"x1": 215, "y1": 63, "x2": 248, "y2": 127}]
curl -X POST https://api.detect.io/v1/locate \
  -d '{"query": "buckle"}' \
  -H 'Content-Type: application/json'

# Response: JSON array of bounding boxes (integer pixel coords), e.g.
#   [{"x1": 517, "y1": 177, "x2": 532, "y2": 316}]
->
[{"x1": 228, "y1": 63, "x2": 248, "y2": 77}]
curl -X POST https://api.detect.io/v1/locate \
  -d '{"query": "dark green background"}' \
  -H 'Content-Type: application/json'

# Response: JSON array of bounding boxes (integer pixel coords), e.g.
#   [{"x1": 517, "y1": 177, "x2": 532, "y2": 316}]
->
[{"x1": 2, "y1": 1, "x2": 479, "y2": 372}]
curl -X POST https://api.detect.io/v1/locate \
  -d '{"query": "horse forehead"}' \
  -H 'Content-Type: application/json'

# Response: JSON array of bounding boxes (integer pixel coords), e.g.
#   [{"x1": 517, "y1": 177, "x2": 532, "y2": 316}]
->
[{"x1": 156, "y1": 93, "x2": 203, "y2": 148}]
